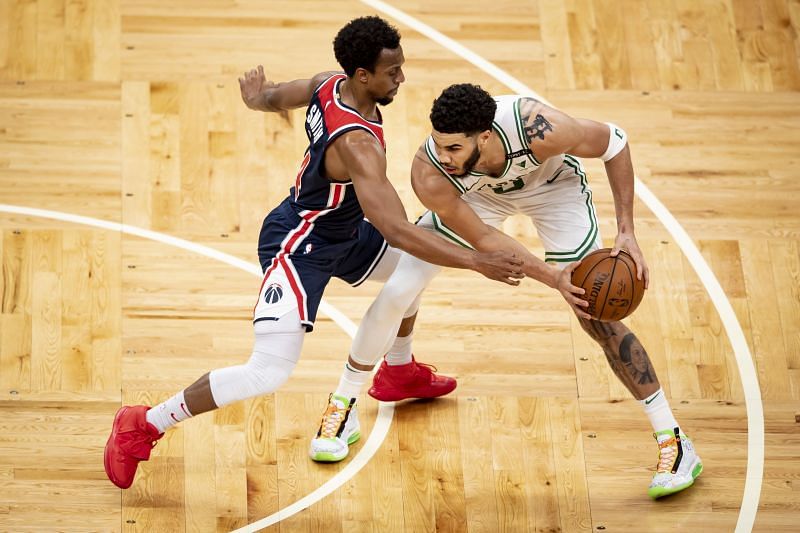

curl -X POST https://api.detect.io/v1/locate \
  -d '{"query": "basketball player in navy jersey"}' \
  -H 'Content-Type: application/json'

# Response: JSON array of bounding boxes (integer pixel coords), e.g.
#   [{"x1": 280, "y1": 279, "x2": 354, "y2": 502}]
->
[
  {"x1": 103, "y1": 17, "x2": 523, "y2": 490},
  {"x1": 318, "y1": 84, "x2": 702, "y2": 499}
]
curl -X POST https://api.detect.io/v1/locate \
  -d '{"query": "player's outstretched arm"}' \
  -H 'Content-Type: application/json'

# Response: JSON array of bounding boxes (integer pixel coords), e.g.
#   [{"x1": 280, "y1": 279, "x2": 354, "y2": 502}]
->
[
  {"x1": 238, "y1": 65, "x2": 339, "y2": 113},
  {"x1": 517, "y1": 99, "x2": 649, "y2": 288},
  {"x1": 568, "y1": 118, "x2": 648, "y2": 288},
  {"x1": 335, "y1": 132, "x2": 524, "y2": 285}
]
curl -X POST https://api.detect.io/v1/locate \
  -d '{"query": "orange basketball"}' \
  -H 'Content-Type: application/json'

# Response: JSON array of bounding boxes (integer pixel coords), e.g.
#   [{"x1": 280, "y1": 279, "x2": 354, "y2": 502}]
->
[{"x1": 570, "y1": 248, "x2": 645, "y2": 322}]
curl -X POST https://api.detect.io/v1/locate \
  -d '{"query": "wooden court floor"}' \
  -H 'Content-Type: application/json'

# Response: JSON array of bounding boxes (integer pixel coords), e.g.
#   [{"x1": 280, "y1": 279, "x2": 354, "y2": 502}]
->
[{"x1": 1, "y1": 1, "x2": 799, "y2": 531}]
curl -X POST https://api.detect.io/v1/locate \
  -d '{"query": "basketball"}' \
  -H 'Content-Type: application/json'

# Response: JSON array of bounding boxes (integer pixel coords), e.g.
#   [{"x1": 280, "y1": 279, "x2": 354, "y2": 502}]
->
[{"x1": 570, "y1": 248, "x2": 645, "y2": 322}]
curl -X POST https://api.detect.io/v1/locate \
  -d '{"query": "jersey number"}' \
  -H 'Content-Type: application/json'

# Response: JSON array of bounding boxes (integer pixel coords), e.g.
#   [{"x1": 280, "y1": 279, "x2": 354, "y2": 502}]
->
[{"x1": 488, "y1": 177, "x2": 525, "y2": 194}]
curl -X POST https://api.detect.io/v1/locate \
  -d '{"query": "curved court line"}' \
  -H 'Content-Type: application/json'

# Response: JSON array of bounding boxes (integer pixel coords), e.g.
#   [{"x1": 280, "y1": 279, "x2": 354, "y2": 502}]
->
[
  {"x1": 0, "y1": 203, "x2": 396, "y2": 531},
  {"x1": 358, "y1": 2, "x2": 764, "y2": 532}
]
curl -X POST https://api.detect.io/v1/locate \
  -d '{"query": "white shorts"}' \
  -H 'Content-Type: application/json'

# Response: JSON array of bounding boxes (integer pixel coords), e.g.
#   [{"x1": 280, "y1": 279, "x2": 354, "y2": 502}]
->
[{"x1": 421, "y1": 155, "x2": 602, "y2": 265}]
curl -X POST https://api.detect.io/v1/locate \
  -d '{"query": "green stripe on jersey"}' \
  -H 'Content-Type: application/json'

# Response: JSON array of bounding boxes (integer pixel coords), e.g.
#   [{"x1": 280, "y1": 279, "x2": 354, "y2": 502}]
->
[
  {"x1": 543, "y1": 156, "x2": 599, "y2": 262},
  {"x1": 431, "y1": 213, "x2": 474, "y2": 249}
]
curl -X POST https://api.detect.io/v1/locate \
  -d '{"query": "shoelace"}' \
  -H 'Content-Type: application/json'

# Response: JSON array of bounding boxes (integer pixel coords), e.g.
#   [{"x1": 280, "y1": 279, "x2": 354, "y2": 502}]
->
[
  {"x1": 318, "y1": 403, "x2": 347, "y2": 439},
  {"x1": 414, "y1": 361, "x2": 438, "y2": 374},
  {"x1": 118, "y1": 428, "x2": 158, "y2": 457},
  {"x1": 655, "y1": 437, "x2": 677, "y2": 473}
]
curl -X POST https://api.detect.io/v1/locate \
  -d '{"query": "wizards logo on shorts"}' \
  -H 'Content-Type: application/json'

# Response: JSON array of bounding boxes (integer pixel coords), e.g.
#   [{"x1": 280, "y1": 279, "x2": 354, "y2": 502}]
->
[{"x1": 263, "y1": 283, "x2": 283, "y2": 304}]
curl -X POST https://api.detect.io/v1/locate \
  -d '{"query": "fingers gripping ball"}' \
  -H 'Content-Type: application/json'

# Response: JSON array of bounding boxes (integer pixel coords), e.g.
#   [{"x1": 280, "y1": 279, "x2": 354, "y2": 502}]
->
[{"x1": 571, "y1": 248, "x2": 645, "y2": 321}]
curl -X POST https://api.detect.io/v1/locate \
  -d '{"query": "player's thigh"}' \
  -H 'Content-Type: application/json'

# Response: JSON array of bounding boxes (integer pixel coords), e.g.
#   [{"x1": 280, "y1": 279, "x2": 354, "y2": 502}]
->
[
  {"x1": 334, "y1": 219, "x2": 392, "y2": 286},
  {"x1": 528, "y1": 160, "x2": 602, "y2": 269}
]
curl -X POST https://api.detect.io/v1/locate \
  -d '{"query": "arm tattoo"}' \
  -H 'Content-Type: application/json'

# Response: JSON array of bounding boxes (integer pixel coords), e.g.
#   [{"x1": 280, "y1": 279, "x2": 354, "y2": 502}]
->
[
  {"x1": 518, "y1": 97, "x2": 553, "y2": 144},
  {"x1": 524, "y1": 114, "x2": 553, "y2": 142}
]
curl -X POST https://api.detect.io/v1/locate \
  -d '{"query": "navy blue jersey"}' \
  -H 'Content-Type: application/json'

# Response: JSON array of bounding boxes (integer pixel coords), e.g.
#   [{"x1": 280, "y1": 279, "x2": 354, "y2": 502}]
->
[{"x1": 288, "y1": 74, "x2": 386, "y2": 241}]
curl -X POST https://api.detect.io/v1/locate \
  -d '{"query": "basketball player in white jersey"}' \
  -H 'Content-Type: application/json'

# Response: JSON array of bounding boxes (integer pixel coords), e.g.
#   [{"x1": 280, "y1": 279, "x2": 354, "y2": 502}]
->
[{"x1": 312, "y1": 84, "x2": 702, "y2": 499}]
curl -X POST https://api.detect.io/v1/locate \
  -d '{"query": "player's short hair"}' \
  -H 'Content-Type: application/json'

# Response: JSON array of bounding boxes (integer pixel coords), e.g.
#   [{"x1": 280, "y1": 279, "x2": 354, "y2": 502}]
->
[
  {"x1": 430, "y1": 84, "x2": 496, "y2": 135},
  {"x1": 333, "y1": 16, "x2": 401, "y2": 77}
]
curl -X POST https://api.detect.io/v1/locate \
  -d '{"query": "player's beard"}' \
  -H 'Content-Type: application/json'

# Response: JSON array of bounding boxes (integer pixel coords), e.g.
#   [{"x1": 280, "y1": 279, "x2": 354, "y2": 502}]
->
[
  {"x1": 454, "y1": 145, "x2": 481, "y2": 177},
  {"x1": 376, "y1": 96, "x2": 393, "y2": 106}
]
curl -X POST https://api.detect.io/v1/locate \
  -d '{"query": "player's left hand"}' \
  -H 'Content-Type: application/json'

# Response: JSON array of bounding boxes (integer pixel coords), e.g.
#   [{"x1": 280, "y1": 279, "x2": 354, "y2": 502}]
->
[
  {"x1": 239, "y1": 65, "x2": 268, "y2": 109},
  {"x1": 610, "y1": 232, "x2": 649, "y2": 289},
  {"x1": 558, "y1": 262, "x2": 592, "y2": 319},
  {"x1": 238, "y1": 65, "x2": 288, "y2": 119}
]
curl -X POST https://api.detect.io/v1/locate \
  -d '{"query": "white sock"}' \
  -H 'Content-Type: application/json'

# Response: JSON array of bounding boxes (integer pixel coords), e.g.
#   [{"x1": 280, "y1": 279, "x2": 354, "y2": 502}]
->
[
  {"x1": 640, "y1": 388, "x2": 679, "y2": 434},
  {"x1": 384, "y1": 334, "x2": 413, "y2": 366},
  {"x1": 334, "y1": 362, "x2": 369, "y2": 399},
  {"x1": 146, "y1": 390, "x2": 193, "y2": 434}
]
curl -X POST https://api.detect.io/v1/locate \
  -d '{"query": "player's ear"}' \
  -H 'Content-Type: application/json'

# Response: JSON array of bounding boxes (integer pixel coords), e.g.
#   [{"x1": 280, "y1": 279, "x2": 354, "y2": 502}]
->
[
  {"x1": 355, "y1": 67, "x2": 369, "y2": 84},
  {"x1": 479, "y1": 129, "x2": 492, "y2": 146}
]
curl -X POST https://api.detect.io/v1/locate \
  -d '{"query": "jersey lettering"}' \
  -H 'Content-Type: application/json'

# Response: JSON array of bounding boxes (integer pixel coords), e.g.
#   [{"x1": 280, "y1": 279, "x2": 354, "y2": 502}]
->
[{"x1": 306, "y1": 104, "x2": 324, "y2": 144}]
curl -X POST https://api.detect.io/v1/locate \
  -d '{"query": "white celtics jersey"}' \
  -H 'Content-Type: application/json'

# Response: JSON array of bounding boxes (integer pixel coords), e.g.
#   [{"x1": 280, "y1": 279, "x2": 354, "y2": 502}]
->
[{"x1": 424, "y1": 95, "x2": 565, "y2": 197}]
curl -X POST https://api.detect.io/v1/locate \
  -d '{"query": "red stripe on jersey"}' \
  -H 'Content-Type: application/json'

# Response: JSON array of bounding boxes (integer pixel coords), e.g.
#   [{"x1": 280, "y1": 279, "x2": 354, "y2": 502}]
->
[
  {"x1": 318, "y1": 76, "x2": 385, "y2": 150},
  {"x1": 326, "y1": 183, "x2": 345, "y2": 210},
  {"x1": 294, "y1": 152, "x2": 311, "y2": 200}
]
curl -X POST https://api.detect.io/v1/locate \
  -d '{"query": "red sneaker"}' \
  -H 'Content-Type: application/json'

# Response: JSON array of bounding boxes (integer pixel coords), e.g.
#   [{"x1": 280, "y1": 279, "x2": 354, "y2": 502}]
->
[
  {"x1": 104, "y1": 405, "x2": 163, "y2": 489},
  {"x1": 368, "y1": 356, "x2": 457, "y2": 401}
]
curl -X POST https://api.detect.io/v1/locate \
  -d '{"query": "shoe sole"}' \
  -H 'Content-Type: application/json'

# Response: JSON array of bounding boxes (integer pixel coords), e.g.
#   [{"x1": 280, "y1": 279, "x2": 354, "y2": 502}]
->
[
  {"x1": 367, "y1": 383, "x2": 457, "y2": 402},
  {"x1": 104, "y1": 406, "x2": 131, "y2": 489},
  {"x1": 648, "y1": 459, "x2": 703, "y2": 499},
  {"x1": 309, "y1": 430, "x2": 361, "y2": 463}
]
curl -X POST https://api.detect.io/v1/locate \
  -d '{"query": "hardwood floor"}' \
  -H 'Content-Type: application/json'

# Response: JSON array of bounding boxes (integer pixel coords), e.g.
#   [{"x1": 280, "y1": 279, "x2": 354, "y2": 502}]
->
[{"x1": 1, "y1": 1, "x2": 798, "y2": 531}]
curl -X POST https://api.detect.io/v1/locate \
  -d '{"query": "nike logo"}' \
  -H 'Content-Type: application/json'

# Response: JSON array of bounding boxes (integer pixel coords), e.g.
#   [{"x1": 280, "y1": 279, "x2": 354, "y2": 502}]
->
[{"x1": 645, "y1": 392, "x2": 661, "y2": 405}]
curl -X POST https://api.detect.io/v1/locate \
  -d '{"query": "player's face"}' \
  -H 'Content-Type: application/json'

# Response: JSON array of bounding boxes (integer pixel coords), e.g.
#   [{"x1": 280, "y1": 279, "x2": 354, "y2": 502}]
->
[
  {"x1": 431, "y1": 130, "x2": 481, "y2": 177},
  {"x1": 630, "y1": 339, "x2": 648, "y2": 373},
  {"x1": 367, "y1": 47, "x2": 405, "y2": 106}
]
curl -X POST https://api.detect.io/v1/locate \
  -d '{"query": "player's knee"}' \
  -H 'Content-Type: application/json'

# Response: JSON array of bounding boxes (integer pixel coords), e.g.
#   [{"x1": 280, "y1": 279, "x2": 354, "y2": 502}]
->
[
  {"x1": 375, "y1": 280, "x2": 421, "y2": 317},
  {"x1": 244, "y1": 351, "x2": 296, "y2": 394},
  {"x1": 209, "y1": 314, "x2": 305, "y2": 406}
]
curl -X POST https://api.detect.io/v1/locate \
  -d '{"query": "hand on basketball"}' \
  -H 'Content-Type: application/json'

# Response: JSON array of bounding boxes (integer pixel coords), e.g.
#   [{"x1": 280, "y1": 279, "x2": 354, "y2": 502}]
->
[
  {"x1": 610, "y1": 232, "x2": 649, "y2": 289},
  {"x1": 473, "y1": 250, "x2": 525, "y2": 286},
  {"x1": 559, "y1": 262, "x2": 592, "y2": 319}
]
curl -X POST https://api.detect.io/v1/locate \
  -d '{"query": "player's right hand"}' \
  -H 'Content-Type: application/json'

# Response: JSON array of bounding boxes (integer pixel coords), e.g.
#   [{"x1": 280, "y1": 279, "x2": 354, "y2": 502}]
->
[
  {"x1": 559, "y1": 261, "x2": 592, "y2": 319},
  {"x1": 472, "y1": 250, "x2": 525, "y2": 286}
]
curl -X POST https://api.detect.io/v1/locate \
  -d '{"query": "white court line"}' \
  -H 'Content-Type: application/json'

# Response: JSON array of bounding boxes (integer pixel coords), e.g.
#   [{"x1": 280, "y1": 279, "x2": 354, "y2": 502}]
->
[
  {"x1": 358, "y1": 1, "x2": 764, "y2": 532},
  {"x1": 0, "y1": 203, "x2": 397, "y2": 532}
]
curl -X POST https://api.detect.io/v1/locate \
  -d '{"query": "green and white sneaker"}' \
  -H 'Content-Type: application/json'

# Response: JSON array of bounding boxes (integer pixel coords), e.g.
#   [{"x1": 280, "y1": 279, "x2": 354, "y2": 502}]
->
[
  {"x1": 648, "y1": 427, "x2": 703, "y2": 499},
  {"x1": 309, "y1": 394, "x2": 360, "y2": 463}
]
